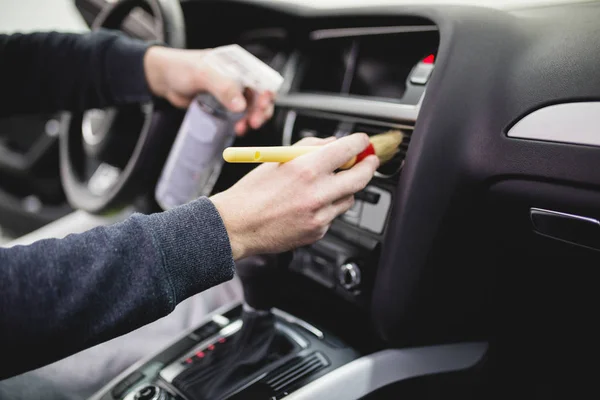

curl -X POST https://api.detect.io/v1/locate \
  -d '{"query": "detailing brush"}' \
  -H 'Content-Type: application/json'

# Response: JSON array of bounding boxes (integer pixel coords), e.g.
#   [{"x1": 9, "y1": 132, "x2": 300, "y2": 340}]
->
[{"x1": 222, "y1": 130, "x2": 404, "y2": 169}]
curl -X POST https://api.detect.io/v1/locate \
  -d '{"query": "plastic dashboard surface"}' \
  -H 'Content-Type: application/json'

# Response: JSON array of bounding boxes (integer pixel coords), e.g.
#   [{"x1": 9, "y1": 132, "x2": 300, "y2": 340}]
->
[{"x1": 182, "y1": 0, "x2": 600, "y2": 345}]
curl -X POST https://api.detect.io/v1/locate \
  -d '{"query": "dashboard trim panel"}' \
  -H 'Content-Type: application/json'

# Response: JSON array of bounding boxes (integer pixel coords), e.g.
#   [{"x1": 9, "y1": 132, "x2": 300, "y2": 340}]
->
[
  {"x1": 276, "y1": 93, "x2": 420, "y2": 123},
  {"x1": 506, "y1": 101, "x2": 600, "y2": 147},
  {"x1": 285, "y1": 342, "x2": 488, "y2": 400},
  {"x1": 310, "y1": 25, "x2": 438, "y2": 40},
  {"x1": 281, "y1": 109, "x2": 414, "y2": 146}
]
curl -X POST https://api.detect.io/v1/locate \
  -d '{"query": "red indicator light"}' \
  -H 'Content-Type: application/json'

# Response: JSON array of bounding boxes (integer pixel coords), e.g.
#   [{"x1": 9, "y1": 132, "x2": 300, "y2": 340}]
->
[
  {"x1": 185, "y1": 358, "x2": 192, "y2": 364},
  {"x1": 208, "y1": 344, "x2": 215, "y2": 351},
  {"x1": 196, "y1": 351, "x2": 205, "y2": 358},
  {"x1": 218, "y1": 338, "x2": 226, "y2": 344},
  {"x1": 422, "y1": 54, "x2": 435, "y2": 64}
]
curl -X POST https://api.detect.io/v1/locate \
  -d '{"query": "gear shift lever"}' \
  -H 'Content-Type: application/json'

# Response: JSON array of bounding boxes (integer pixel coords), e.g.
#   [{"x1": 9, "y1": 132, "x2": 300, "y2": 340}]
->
[
  {"x1": 173, "y1": 253, "x2": 296, "y2": 400},
  {"x1": 235, "y1": 252, "x2": 292, "y2": 312}
]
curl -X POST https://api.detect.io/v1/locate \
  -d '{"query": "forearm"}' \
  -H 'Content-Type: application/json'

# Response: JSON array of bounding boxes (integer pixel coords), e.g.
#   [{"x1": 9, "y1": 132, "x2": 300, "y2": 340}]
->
[
  {"x1": 0, "y1": 30, "x2": 153, "y2": 117},
  {"x1": 0, "y1": 198, "x2": 235, "y2": 379}
]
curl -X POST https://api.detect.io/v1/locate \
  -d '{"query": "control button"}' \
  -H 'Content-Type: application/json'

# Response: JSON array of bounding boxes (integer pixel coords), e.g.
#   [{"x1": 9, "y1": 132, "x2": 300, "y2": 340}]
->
[
  {"x1": 355, "y1": 190, "x2": 380, "y2": 204},
  {"x1": 313, "y1": 255, "x2": 332, "y2": 270},
  {"x1": 422, "y1": 54, "x2": 435, "y2": 64},
  {"x1": 358, "y1": 235, "x2": 379, "y2": 251},
  {"x1": 338, "y1": 263, "x2": 362, "y2": 290},
  {"x1": 409, "y1": 62, "x2": 434, "y2": 85},
  {"x1": 134, "y1": 385, "x2": 169, "y2": 400},
  {"x1": 111, "y1": 371, "x2": 144, "y2": 399},
  {"x1": 191, "y1": 321, "x2": 219, "y2": 341},
  {"x1": 135, "y1": 386, "x2": 157, "y2": 400},
  {"x1": 358, "y1": 186, "x2": 392, "y2": 234},
  {"x1": 530, "y1": 208, "x2": 600, "y2": 250}
]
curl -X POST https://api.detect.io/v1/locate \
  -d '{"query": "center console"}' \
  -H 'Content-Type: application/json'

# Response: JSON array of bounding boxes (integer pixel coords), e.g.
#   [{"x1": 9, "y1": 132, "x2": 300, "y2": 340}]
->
[
  {"x1": 280, "y1": 109, "x2": 412, "y2": 308},
  {"x1": 267, "y1": 21, "x2": 437, "y2": 310},
  {"x1": 103, "y1": 305, "x2": 358, "y2": 400},
  {"x1": 90, "y1": 302, "x2": 485, "y2": 400},
  {"x1": 88, "y1": 14, "x2": 491, "y2": 400},
  {"x1": 91, "y1": 253, "x2": 362, "y2": 400}
]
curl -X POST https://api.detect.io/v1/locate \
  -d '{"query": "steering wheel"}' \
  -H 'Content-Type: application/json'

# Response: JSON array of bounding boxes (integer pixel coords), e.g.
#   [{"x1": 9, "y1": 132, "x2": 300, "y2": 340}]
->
[{"x1": 59, "y1": 0, "x2": 186, "y2": 214}]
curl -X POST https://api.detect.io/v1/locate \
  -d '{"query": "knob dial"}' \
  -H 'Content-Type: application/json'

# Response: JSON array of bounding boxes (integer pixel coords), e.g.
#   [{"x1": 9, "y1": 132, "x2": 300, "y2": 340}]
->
[
  {"x1": 134, "y1": 385, "x2": 170, "y2": 400},
  {"x1": 338, "y1": 262, "x2": 362, "y2": 290}
]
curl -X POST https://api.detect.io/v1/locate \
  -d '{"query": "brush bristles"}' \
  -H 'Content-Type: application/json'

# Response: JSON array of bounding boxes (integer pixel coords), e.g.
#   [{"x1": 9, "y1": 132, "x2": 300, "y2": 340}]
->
[{"x1": 370, "y1": 130, "x2": 404, "y2": 164}]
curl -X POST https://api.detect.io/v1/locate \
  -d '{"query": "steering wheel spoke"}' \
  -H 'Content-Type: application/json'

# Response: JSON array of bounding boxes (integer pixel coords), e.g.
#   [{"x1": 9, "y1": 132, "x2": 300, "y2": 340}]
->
[
  {"x1": 82, "y1": 108, "x2": 117, "y2": 147},
  {"x1": 87, "y1": 163, "x2": 122, "y2": 196}
]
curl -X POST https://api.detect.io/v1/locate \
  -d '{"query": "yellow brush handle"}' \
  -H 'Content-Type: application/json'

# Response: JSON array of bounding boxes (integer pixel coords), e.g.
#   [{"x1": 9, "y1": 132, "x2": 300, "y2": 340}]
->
[
  {"x1": 223, "y1": 146, "x2": 317, "y2": 163},
  {"x1": 223, "y1": 146, "x2": 357, "y2": 169}
]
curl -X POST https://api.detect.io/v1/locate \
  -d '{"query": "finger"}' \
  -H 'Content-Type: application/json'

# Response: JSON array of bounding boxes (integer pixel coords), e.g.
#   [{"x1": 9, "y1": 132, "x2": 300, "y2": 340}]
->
[
  {"x1": 168, "y1": 93, "x2": 192, "y2": 109},
  {"x1": 199, "y1": 64, "x2": 247, "y2": 112},
  {"x1": 331, "y1": 195, "x2": 355, "y2": 216},
  {"x1": 262, "y1": 102, "x2": 275, "y2": 122},
  {"x1": 313, "y1": 195, "x2": 354, "y2": 233},
  {"x1": 235, "y1": 119, "x2": 247, "y2": 136},
  {"x1": 249, "y1": 92, "x2": 272, "y2": 129},
  {"x1": 250, "y1": 111, "x2": 264, "y2": 130},
  {"x1": 257, "y1": 91, "x2": 272, "y2": 109},
  {"x1": 299, "y1": 133, "x2": 370, "y2": 173},
  {"x1": 236, "y1": 92, "x2": 273, "y2": 133},
  {"x1": 324, "y1": 155, "x2": 379, "y2": 200},
  {"x1": 293, "y1": 136, "x2": 336, "y2": 146}
]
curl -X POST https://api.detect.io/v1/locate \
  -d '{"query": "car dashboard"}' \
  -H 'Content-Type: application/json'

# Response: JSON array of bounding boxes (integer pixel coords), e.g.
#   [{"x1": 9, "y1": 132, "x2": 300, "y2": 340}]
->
[
  {"x1": 88, "y1": 0, "x2": 600, "y2": 398},
  {"x1": 198, "y1": 3, "x2": 441, "y2": 315},
  {"x1": 177, "y1": 0, "x2": 600, "y2": 345}
]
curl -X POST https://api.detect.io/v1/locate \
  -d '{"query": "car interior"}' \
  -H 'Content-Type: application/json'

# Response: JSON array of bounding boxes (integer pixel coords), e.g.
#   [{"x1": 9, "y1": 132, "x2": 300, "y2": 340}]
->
[{"x1": 2, "y1": 0, "x2": 600, "y2": 399}]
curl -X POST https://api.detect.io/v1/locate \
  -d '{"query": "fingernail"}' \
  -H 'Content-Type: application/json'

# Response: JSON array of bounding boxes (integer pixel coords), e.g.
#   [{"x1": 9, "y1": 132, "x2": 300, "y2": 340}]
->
[{"x1": 231, "y1": 96, "x2": 246, "y2": 112}]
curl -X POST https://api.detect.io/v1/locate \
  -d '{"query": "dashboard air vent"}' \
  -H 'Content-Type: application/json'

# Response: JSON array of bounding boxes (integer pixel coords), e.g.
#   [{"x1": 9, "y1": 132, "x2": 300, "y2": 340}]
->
[
  {"x1": 284, "y1": 111, "x2": 413, "y2": 180},
  {"x1": 353, "y1": 122, "x2": 412, "y2": 178},
  {"x1": 295, "y1": 25, "x2": 439, "y2": 105}
]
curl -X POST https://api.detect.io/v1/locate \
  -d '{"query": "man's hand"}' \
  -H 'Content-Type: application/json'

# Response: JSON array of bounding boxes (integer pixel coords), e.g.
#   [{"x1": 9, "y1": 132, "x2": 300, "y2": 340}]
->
[
  {"x1": 210, "y1": 133, "x2": 380, "y2": 260},
  {"x1": 143, "y1": 46, "x2": 274, "y2": 135}
]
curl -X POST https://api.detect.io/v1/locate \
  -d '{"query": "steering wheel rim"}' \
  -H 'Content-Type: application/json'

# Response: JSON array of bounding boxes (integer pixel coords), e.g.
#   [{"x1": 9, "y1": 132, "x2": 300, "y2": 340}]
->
[{"x1": 59, "y1": 0, "x2": 185, "y2": 214}]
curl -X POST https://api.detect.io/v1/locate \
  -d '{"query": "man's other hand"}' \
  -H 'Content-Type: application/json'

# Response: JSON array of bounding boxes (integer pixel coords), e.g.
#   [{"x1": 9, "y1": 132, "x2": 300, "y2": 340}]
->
[
  {"x1": 143, "y1": 46, "x2": 274, "y2": 136},
  {"x1": 210, "y1": 133, "x2": 380, "y2": 260}
]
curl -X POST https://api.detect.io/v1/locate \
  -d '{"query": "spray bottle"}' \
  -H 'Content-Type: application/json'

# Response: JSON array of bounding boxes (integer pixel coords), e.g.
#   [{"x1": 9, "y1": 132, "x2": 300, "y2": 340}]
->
[{"x1": 155, "y1": 44, "x2": 284, "y2": 210}]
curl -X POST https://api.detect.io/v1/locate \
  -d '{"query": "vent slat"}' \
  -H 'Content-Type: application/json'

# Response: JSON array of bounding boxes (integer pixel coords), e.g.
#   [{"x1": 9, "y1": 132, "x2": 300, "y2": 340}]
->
[
  {"x1": 267, "y1": 358, "x2": 322, "y2": 387},
  {"x1": 266, "y1": 353, "x2": 321, "y2": 384},
  {"x1": 289, "y1": 112, "x2": 415, "y2": 179},
  {"x1": 353, "y1": 123, "x2": 414, "y2": 178},
  {"x1": 272, "y1": 362, "x2": 324, "y2": 391},
  {"x1": 261, "y1": 352, "x2": 329, "y2": 395}
]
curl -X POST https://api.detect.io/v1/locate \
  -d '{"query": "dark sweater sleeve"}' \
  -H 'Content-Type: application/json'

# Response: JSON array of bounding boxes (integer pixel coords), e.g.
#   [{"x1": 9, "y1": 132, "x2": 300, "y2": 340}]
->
[
  {"x1": 0, "y1": 30, "x2": 154, "y2": 117},
  {"x1": 0, "y1": 197, "x2": 235, "y2": 379}
]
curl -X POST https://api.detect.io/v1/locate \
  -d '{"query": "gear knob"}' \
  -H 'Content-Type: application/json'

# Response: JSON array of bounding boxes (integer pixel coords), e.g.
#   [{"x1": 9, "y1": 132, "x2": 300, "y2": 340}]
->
[{"x1": 235, "y1": 252, "x2": 292, "y2": 311}]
